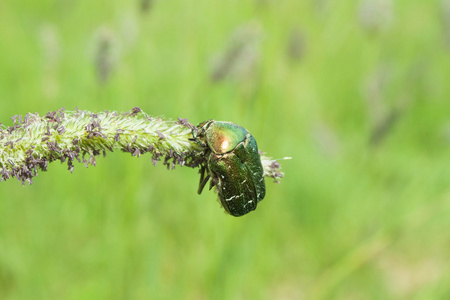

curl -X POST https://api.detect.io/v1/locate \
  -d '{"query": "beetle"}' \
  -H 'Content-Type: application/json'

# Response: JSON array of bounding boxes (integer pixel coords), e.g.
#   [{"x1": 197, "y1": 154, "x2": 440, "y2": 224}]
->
[{"x1": 193, "y1": 120, "x2": 265, "y2": 217}]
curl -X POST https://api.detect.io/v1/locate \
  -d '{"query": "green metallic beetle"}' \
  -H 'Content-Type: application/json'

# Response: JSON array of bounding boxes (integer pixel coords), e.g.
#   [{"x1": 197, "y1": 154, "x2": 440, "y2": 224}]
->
[{"x1": 193, "y1": 120, "x2": 266, "y2": 217}]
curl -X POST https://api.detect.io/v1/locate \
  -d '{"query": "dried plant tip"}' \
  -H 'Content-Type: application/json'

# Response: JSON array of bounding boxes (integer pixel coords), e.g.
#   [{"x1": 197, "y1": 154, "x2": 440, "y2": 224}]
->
[
  {"x1": 210, "y1": 22, "x2": 263, "y2": 82},
  {"x1": 358, "y1": 0, "x2": 393, "y2": 33},
  {"x1": 287, "y1": 28, "x2": 306, "y2": 61},
  {"x1": 140, "y1": 0, "x2": 153, "y2": 13},
  {"x1": 93, "y1": 28, "x2": 119, "y2": 84},
  {"x1": 261, "y1": 155, "x2": 290, "y2": 183}
]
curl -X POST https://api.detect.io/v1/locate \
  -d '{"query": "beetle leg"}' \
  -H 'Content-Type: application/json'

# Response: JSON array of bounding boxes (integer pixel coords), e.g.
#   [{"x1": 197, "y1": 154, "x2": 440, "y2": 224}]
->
[
  {"x1": 197, "y1": 165, "x2": 210, "y2": 194},
  {"x1": 209, "y1": 176, "x2": 219, "y2": 190}
]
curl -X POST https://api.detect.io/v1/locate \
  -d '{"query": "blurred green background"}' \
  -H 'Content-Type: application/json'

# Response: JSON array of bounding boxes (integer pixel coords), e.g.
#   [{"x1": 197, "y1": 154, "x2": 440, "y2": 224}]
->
[{"x1": 1, "y1": 0, "x2": 450, "y2": 299}]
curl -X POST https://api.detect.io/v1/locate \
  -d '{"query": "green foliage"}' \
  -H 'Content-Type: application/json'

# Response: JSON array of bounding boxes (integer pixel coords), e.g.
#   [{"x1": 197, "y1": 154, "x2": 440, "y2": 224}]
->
[{"x1": 1, "y1": 0, "x2": 450, "y2": 299}]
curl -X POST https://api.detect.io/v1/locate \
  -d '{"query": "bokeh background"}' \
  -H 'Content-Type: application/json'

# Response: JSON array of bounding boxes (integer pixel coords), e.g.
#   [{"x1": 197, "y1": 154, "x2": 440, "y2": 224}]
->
[{"x1": 1, "y1": 0, "x2": 450, "y2": 299}]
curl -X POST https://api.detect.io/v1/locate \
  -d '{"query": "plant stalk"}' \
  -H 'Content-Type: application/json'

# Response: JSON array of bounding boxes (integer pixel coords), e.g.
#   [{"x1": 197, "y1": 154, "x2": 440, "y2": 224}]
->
[{"x1": 0, "y1": 107, "x2": 284, "y2": 185}]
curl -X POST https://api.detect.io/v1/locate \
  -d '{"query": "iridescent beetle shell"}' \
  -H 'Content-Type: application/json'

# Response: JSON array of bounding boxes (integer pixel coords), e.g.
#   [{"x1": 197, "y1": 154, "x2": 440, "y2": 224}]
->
[{"x1": 194, "y1": 120, "x2": 265, "y2": 217}]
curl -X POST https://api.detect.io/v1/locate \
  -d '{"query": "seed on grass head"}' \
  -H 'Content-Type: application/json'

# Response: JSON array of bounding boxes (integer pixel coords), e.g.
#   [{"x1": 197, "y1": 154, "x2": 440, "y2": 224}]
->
[
  {"x1": 5, "y1": 141, "x2": 13, "y2": 149},
  {"x1": 130, "y1": 107, "x2": 142, "y2": 116},
  {"x1": 114, "y1": 133, "x2": 120, "y2": 142},
  {"x1": 47, "y1": 142, "x2": 61, "y2": 153},
  {"x1": 11, "y1": 115, "x2": 19, "y2": 124},
  {"x1": 270, "y1": 161, "x2": 280, "y2": 169},
  {"x1": 58, "y1": 107, "x2": 65, "y2": 118},
  {"x1": 177, "y1": 117, "x2": 194, "y2": 129},
  {"x1": 68, "y1": 162, "x2": 74, "y2": 173},
  {"x1": 88, "y1": 155, "x2": 96, "y2": 166},
  {"x1": 133, "y1": 148, "x2": 141, "y2": 157},
  {"x1": 57, "y1": 126, "x2": 65, "y2": 135},
  {"x1": 156, "y1": 130, "x2": 165, "y2": 140}
]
